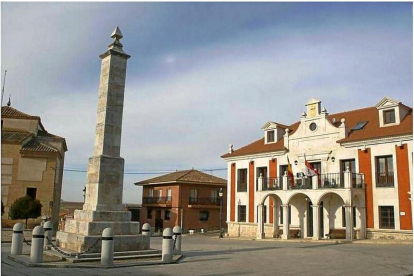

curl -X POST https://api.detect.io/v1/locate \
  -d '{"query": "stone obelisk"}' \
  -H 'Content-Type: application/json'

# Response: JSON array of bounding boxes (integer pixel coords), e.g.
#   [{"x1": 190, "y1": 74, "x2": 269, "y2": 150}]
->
[{"x1": 56, "y1": 27, "x2": 145, "y2": 252}]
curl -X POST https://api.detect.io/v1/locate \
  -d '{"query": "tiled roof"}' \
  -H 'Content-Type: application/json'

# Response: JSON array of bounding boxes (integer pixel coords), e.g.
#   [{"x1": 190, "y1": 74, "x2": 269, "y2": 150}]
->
[
  {"x1": 1, "y1": 106, "x2": 39, "y2": 119},
  {"x1": 21, "y1": 139, "x2": 58, "y2": 153},
  {"x1": 135, "y1": 169, "x2": 227, "y2": 185},
  {"x1": 336, "y1": 107, "x2": 412, "y2": 143},
  {"x1": 37, "y1": 130, "x2": 65, "y2": 140},
  {"x1": 1, "y1": 130, "x2": 33, "y2": 143},
  {"x1": 222, "y1": 105, "x2": 412, "y2": 158}
]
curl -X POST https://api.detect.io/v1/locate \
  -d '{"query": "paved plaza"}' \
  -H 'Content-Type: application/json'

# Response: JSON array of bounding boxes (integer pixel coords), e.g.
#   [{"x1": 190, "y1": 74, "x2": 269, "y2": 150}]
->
[{"x1": 1, "y1": 234, "x2": 413, "y2": 276}]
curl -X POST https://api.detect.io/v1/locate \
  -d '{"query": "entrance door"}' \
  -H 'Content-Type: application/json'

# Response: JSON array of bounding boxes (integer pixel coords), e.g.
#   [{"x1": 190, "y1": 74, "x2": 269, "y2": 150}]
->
[
  {"x1": 257, "y1": 167, "x2": 268, "y2": 190},
  {"x1": 308, "y1": 201, "x2": 313, "y2": 237},
  {"x1": 319, "y1": 202, "x2": 324, "y2": 237},
  {"x1": 155, "y1": 210, "x2": 163, "y2": 233},
  {"x1": 341, "y1": 159, "x2": 356, "y2": 186}
]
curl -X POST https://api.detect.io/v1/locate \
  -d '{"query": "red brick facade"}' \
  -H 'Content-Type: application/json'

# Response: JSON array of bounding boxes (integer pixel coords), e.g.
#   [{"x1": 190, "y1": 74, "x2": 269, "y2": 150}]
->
[
  {"x1": 230, "y1": 163, "x2": 236, "y2": 221},
  {"x1": 249, "y1": 161, "x2": 255, "y2": 223},
  {"x1": 358, "y1": 148, "x2": 374, "y2": 228},
  {"x1": 396, "y1": 144, "x2": 412, "y2": 230}
]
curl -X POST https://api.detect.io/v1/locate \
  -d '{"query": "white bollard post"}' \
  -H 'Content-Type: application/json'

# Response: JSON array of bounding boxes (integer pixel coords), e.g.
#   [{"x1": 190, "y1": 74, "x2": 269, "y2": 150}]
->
[
  {"x1": 101, "y1": 228, "x2": 114, "y2": 266},
  {"x1": 162, "y1": 228, "x2": 173, "y2": 263},
  {"x1": 172, "y1": 225, "x2": 182, "y2": 255},
  {"x1": 43, "y1": 221, "x2": 53, "y2": 250},
  {"x1": 142, "y1": 223, "x2": 151, "y2": 249},
  {"x1": 11, "y1": 223, "x2": 24, "y2": 255},
  {"x1": 30, "y1": 226, "x2": 44, "y2": 263}
]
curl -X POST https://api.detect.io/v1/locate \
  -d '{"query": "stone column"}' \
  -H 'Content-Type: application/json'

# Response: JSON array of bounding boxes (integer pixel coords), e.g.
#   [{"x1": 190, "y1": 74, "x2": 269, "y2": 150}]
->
[
  {"x1": 257, "y1": 204, "x2": 265, "y2": 239},
  {"x1": 281, "y1": 205, "x2": 290, "y2": 240},
  {"x1": 283, "y1": 172, "x2": 288, "y2": 191},
  {"x1": 273, "y1": 204, "x2": 279, "y2": 238},
  {"x1": 312, "y1": 205, "x2": 320, "y2": 240},
  {"x1": 359, "y1": 206, "x2": 366, "y2": 239},
  {"x1": 345, "y1": 205, "x2": 354, "y2": 241}
]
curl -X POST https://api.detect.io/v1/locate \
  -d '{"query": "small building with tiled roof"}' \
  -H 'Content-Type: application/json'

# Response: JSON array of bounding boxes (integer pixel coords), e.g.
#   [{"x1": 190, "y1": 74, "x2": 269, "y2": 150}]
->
[
  {"x1": 1, "y1": 105, "x2": 67, "y2": 230},
  {"x1": 135, "y1": 169, "x2": 227, "y2": 233},
  {"x1": 222, "y1": 97, "x2": 412, "y2": 241}
]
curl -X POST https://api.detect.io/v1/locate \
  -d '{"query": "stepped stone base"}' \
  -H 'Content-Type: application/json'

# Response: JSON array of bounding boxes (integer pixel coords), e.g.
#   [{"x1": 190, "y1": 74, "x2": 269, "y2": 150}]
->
[
  {"x1": 56, "y1": 210, "x2": 145, "y2": 253},
  {"x1": 56, "y1": 232, "x2": 148, "y2": 253}
]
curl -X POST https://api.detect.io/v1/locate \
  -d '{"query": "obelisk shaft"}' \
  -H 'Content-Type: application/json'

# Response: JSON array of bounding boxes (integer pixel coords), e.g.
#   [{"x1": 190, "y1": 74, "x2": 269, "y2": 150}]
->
[{"x1": 83, "y1": 27, "x2": 131, "y2": 212}]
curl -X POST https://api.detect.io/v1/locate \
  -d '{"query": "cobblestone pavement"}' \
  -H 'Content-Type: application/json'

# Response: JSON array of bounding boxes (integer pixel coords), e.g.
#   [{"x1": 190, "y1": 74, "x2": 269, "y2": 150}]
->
[{"x1": 1, "y1": 234, "x2": 413, "y2": 276}]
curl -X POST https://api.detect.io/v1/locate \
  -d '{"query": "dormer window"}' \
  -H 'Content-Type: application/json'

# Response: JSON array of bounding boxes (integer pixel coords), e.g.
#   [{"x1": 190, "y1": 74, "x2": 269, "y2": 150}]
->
[
  {"x1": 267, "y1": 130, "x2": 275, "y2": 143},
  {"x1": 383, "y1": 109, "x2": 396, "y2": 124}
]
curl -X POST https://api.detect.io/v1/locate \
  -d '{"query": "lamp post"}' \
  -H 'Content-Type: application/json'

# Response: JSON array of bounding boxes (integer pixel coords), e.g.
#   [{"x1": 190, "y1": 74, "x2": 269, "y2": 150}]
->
[
  {"x1": 219, "y1": 188, "x2": 223, "y2": 238},
  {"x1": 82, "y1": 187, "x2": 86, "y2": 203}
]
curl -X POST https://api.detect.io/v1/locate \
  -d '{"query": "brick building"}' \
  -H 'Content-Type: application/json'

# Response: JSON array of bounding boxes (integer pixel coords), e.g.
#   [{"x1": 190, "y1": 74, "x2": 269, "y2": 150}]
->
[
  {"x1": 135, "y1": 169, "x2": 227, "y2": 233},
  {"x1": 222, "y1": 97, "x2": 412, "y2": 240},
  {"x1": 1, "y1": 105, "x2": 67, "y2": 230}
]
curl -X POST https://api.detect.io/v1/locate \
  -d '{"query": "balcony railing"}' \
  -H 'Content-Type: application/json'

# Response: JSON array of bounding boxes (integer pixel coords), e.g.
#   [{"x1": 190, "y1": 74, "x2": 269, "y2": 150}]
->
[
  {"x1": 257, "y1": 172, "x2": 365, "y2": 191},
  {"x1": 189, "y1": 197, "x2": 221, "y2": 205},
  {"x1": 259, "y1": 177, "x2": 283, "y2": 191},
  {"x1": 143, "y1": 196, "x2": 172, "y2": 204},
  {"x1": 319, "y1": 173, "x2": 344, "y2": 189},
  {"x1": 289, "y1": 177, "x2": 312, "y2": 190},
  {"x1": 376, "y1": 172, "x2": 394, "y2": 187}
]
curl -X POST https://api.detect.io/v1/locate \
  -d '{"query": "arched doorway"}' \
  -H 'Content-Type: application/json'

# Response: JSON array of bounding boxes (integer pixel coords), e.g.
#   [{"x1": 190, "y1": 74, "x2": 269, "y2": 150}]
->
[
  {"x1": 317, "y1": 192, "x2": 346, "y2": 239},
  {"x1": 257, "y1": 193, "x2": 282, "y2": 239},
  {"x1": 286, "y1": 193, "x2": 313, "y2": 239}
]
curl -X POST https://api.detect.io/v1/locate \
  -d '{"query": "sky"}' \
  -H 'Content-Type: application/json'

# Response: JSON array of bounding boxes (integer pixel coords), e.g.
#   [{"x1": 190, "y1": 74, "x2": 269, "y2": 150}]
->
[{"x1": 1, "y1": 2, "x2": 413, "y2": 204}]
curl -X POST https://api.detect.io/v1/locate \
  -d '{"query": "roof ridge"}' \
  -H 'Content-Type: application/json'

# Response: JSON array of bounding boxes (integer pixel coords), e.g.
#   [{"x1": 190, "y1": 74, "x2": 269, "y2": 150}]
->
[{"x1": 176, "y1": 169, "x2": 195, "y2": 181}]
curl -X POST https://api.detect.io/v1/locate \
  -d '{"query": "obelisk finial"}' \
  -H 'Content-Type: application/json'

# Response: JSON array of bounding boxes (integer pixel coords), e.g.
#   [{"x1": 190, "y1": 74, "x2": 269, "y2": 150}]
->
[
  {"x1": 107, "y1": 26, "x2": 124, "y2": 52},
  {"x1": 111, "y1": 26, "x2": 123, "y2": 40}
]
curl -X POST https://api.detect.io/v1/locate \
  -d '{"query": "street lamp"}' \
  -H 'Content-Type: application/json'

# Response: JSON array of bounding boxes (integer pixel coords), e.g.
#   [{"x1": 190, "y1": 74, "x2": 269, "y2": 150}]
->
[
  {"x1": 83, "y1": 187, "x2": 86, "y2": 203},
  {"x1": 219, "y1": 188, "x2": 224, "y2": 238}
]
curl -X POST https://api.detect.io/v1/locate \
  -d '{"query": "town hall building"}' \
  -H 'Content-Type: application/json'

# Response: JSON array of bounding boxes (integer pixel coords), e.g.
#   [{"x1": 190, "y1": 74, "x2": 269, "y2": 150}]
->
[{"x1": 221, "y1": 97, "x2": 412, "y2": 240}]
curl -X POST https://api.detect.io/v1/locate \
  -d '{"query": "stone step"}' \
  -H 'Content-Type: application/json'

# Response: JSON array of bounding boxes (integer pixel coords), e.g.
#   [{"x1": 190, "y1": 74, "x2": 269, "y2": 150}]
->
[
  {"x1": 69, "y1": 253, "x2": 162, "y2": 263},
  {"x1": 76, "y1": 249, "x2": 160, "y2": 259}
]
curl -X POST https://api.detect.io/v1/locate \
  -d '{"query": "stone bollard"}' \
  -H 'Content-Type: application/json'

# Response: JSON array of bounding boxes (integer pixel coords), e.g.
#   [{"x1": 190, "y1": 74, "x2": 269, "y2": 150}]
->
[
  {"x1": 11, "y1": 223, "x2": 24, "y2": 255},
  {"x1": 142, "y1": 223, "x2": 151, "y2": 249},
  {"x1": 162, "y1": 228, "x2": 173, "y2": 263},
  {"x1": 172, "y1": 225, "x2": 182, "y2": 255},
  {"x1": 30, "y1": 226, "x2": 44, "y2": 263},
  {"x1": 101, "y1": 228, "x2": 114, "y2": 266},
  {"x1": 43, "y1": 221, "x2": 53, "y2": 250}
]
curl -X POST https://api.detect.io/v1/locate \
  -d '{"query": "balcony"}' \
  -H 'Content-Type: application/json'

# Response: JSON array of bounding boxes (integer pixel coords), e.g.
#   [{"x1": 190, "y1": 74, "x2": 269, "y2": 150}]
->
[
  {"x1": 258, "y1": 172, "x2": 365, "y2": 191},
  {"x1": 258, "y1": 177, "x2": 284, "y2": 191},
  {"x1": 376, "y1": 172, "x2": 394, "y2": 187},
  {"x1": 188, "y1": 197, "x2": 221, "y2": 206},
  {"x1": 142, "y1": 196, "x2": 172, "y2": 205}
]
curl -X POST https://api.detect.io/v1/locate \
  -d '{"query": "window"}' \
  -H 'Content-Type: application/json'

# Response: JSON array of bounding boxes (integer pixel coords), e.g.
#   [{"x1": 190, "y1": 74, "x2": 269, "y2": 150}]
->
[
  {"x1": 257, "y1": 205, "x2": 267, "y2": 223},
  {"x1": 376, "y1": 156, "x2": 394, "y2": 187},
  {"x1": 148, "y1": 188, "x2": 154, "y2": 197},
  {"x1": 164, "y1": 210, "x2": 171, "y2": 220},
  {"x1": 147, "y1": 209, "x2": 152, "y2": 219},
  {"x1": 379, "y1": 206, "x2": 395, "y2": 229},
  {"x1": 211, "y1": 190, "x2": 219, "y2": 204},
  {"x1": 167, "y1": 189, "x2": 172, "y2": 201},
  {"x1": 157, "y1": 189, "x2": 162, "y2": 198},
  {"x1": 238, "y1": 205, "x2": 246, "y2": 222},
  {"x1": 351, "y1": 121, "x2": 368, "y2": 131},
  {"x1": 267, "y1": 130, "x2": 275, "y2": 143},
  {"x1": 383, "y1": 109, "x2": 396, "y2": 124},
  {"x1": 309, "y1": 122, "x2": 317, "y2": 131},
  {"x1": 341, "y1": 207, "x2": 356, "y2": 228},
  {"x1": 280, "y1": 165, "x2": 288, "y2": 177},
  {"x1": 237, "y1": 169, "x2": 248, "y2": 192},
  {"x1": 200, "y1": 211, "x2": 209, "y2": 221},
  {"x1": 26, "y1": 188, "x2": 37, "y2": 199},
  {"x1": 256, "y1": 167, "x2": 268, "y2": 190}
]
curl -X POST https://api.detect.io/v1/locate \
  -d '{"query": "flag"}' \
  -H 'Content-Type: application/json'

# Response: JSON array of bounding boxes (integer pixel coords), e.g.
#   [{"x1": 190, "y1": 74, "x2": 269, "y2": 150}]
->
[
  {"x1": 287, "y1": 156, "x2": 294, "y2": 187},
  {"x1": 304, "y1": 154, "x2": 317, "y2": 176}
]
